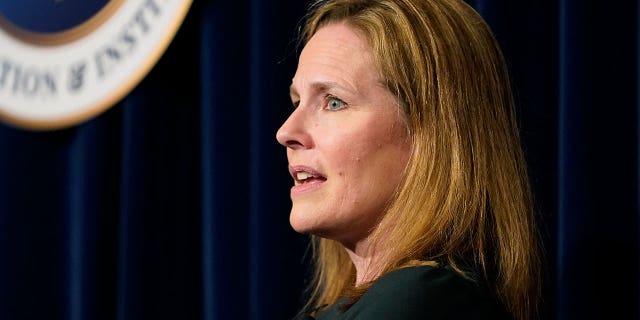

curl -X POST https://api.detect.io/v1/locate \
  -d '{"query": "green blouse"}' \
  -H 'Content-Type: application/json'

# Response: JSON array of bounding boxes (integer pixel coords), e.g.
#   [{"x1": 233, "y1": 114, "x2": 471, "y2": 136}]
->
[{"x1": 314, "y1": 264, "x2": 510, "y2": 320}]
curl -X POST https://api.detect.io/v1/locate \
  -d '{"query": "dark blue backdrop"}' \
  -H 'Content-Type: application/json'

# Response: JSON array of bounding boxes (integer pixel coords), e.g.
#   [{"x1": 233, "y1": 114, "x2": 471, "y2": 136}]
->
[{"x1": 0, "y1": 1, "x2": 637, "y2": 319}]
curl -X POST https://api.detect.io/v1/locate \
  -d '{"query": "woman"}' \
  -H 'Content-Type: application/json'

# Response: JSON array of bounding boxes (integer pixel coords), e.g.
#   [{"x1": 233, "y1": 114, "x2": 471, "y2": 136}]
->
[{"x1": 276, "y1": 0, "x2": 541, "y2": 319}]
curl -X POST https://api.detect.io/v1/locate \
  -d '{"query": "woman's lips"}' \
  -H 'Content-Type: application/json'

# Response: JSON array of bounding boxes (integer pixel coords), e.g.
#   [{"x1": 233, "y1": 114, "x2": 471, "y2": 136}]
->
[{"x1": 289, "y1": 165, "x2": 327, "y2": 196}]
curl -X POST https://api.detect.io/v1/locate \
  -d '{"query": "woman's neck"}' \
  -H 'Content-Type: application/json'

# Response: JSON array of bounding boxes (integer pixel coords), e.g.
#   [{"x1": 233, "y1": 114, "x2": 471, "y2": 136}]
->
[{"x1": 343, "y1": 237, "x2": 383, "y2": 286}]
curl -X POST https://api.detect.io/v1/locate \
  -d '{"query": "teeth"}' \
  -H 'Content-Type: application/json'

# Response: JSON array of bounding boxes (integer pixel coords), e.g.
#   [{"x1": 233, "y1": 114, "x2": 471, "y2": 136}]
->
[{"x1": 296, "y1": 172, "x2": 314, "y2": 181}]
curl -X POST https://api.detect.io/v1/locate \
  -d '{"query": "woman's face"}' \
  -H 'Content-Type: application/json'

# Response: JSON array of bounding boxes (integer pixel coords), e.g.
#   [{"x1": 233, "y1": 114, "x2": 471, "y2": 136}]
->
[{"x1": 276, "y1": 22, "x2": 411, "y2": 246}]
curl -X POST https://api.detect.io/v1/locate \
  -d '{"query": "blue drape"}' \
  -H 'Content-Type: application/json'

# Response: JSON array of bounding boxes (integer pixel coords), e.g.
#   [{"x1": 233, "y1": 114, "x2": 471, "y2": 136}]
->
[
  {"x1": 556, "y1": 1, "x2": 638, "y2": 319},
  {"x1": 0, "y1": 1, "x2": 637, "y2": 319}
]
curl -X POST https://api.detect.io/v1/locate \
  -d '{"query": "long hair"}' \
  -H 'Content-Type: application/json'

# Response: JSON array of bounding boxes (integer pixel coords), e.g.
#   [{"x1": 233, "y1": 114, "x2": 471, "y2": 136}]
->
[{"x1": 299, "y1": 1, "x2": 541, "y2": 319}]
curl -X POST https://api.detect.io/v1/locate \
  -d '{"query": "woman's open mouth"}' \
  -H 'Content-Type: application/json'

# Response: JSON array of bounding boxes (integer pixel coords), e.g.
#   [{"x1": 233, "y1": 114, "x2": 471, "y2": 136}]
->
[{"x1": 289, "y1": 165, "x2": 327, "y2": 195}]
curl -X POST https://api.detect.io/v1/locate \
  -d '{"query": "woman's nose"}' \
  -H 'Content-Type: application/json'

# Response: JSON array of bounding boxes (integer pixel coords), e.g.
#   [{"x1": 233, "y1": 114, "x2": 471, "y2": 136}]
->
[{"x1": 276, "y1": 108, "x2": 313, "y2": 150}]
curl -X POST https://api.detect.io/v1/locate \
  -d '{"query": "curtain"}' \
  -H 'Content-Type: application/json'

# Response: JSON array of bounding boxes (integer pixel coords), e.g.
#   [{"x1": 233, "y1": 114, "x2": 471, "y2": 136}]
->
[{"x1": 0, "y1": 1, "x2": 637, "y2": 319}]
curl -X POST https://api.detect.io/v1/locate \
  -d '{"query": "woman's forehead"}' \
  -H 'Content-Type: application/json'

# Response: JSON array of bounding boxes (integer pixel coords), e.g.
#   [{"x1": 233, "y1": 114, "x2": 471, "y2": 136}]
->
[{"x1": 292, "y1": 23, "x2": 379, "y2": 94}]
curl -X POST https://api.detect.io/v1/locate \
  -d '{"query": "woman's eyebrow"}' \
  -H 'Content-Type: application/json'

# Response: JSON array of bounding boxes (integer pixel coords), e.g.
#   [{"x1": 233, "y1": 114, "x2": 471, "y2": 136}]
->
[{"x1": 290, "y1": 80, "x2": 355, "y2": 97}]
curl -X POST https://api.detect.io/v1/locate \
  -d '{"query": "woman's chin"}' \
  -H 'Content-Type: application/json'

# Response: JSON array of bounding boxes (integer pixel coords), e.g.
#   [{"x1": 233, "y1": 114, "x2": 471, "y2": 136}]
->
[
  {"x1": 289, "y1": 211, "x2": 316, "y2": 234},
  {"x1": 289, "y1": 211, "x2": 332, "y2": 238}
]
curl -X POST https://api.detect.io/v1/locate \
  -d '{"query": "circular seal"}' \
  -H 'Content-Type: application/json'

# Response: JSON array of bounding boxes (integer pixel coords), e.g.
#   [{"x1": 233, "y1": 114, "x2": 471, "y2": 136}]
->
[{"x1": 0, "y1": 0, "x2": 193, "y2": 130}]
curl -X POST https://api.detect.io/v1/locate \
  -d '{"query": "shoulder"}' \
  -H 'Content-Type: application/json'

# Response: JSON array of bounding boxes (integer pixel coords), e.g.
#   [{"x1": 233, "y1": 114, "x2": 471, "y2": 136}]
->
[{"x1": 317, "y1": 264, "x2": 511, "y2": 320}]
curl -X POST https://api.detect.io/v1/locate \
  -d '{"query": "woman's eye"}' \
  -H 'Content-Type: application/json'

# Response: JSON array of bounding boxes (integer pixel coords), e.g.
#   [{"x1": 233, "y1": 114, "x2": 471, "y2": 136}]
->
[{"x1": 325, "y1": 97, "x2": 346, "y2": 111}]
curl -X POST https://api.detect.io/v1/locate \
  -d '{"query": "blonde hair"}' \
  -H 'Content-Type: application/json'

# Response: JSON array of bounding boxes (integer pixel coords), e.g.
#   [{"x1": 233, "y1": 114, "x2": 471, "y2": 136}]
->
[{"x1": 300, "y1": 0, "x2": 541, "y2": 319}]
